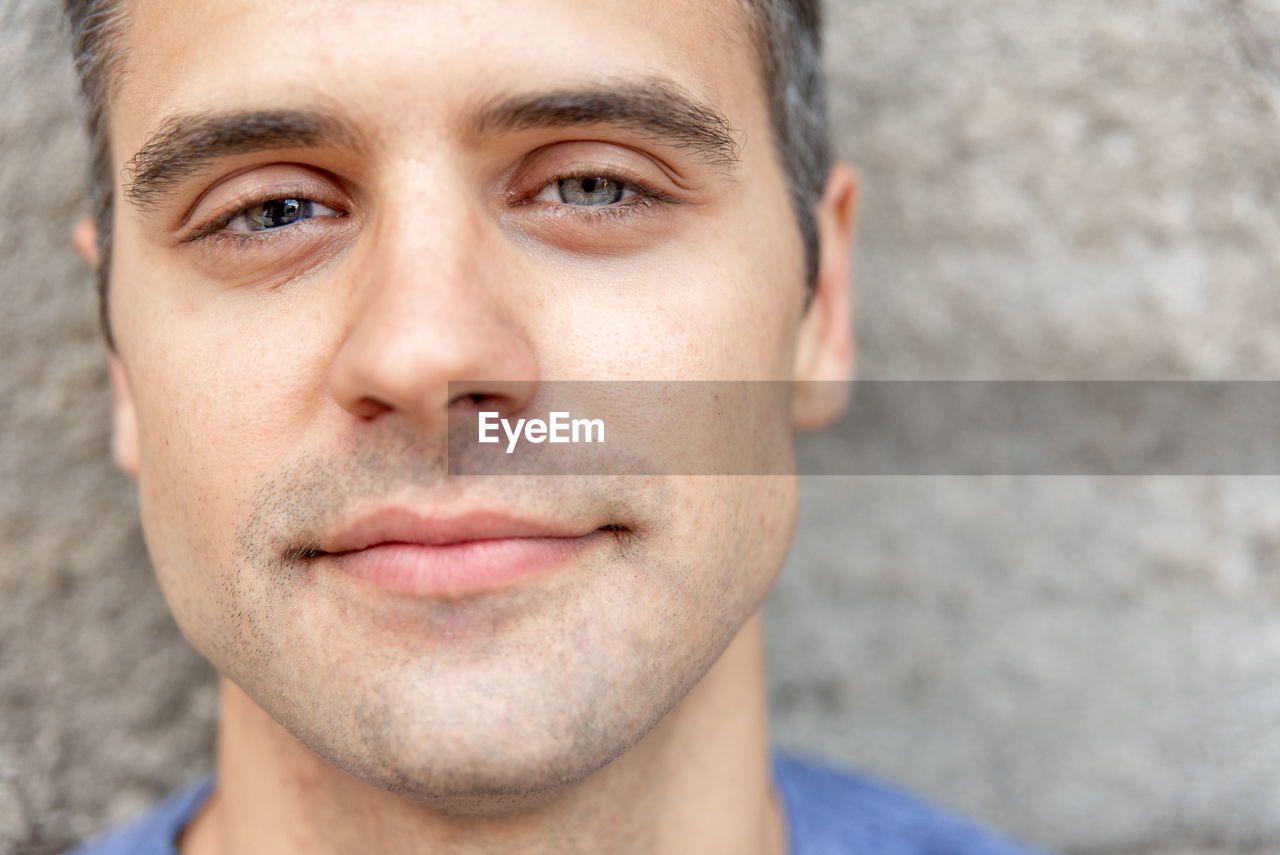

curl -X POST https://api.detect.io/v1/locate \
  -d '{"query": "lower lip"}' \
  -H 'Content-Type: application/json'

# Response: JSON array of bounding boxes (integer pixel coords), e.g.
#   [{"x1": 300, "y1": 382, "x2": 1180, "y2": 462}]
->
[{"x1": 327, "y1": 535, "x2": 594, "y2": 596}]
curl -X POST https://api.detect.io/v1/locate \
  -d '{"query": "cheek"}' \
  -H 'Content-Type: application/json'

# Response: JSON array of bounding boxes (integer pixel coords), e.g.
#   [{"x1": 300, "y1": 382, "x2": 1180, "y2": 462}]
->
[
  {"x1": 123, "y1": 304, "x2": 332, "y2": 623},
  {"x1": 667, "y1": 475, "x2": 799, "y2": 619},
  {"x1": 130, "y1": 275, "x2": 336, "y2": 468},
  {"x1": 136, "y1": 335, "x2": 320, "y2": 491},
  {"x1": 535, "y1": 253, "x2": 803, "y2": 381}
]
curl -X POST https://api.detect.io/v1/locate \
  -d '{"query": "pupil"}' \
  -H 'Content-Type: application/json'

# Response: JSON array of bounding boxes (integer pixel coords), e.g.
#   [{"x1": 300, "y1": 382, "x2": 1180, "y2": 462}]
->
[
  {"x1": 558, "y1": 177, "x2": 622, "y2": 206},
  {"x1": 263, "y1": 198, "x2": 303, "y2": 227}
]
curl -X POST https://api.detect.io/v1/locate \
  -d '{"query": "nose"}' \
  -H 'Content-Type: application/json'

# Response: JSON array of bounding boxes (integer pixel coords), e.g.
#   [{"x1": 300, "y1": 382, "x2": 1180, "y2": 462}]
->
[{"x1": 327, "y1": 192, "x2": 539, "y2": 432}]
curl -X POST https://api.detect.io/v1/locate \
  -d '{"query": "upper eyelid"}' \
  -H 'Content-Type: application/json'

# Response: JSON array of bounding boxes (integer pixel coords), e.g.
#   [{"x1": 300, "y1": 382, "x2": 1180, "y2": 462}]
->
[
  {"x1": 504, "y1": 138, "x2": 691, "y2": 191},
  {"x1": 512, "y1": 159, "x2": 683, "y2": 206},
  {"x1": 178, "y1": 162, "x2": 350, "y2": 227}
]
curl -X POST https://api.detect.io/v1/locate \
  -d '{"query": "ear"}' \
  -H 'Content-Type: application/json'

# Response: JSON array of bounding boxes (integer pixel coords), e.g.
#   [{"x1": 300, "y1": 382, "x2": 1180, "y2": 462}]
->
[
  {"x1": 107, "y1": 355, "x2": 140, "y2": 477},
  {"x1": 72, "y1": 217, "x2": 101, "y2": 269},
  {"x1": 792, "y1": 163, "x2": 858, "y2": 430}
]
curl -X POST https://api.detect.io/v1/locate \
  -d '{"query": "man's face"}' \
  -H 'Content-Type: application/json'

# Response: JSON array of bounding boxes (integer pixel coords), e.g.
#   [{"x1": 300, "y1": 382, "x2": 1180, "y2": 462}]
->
[{"x1": 102, "y1": 0, "x2": 851, "y2": 801}]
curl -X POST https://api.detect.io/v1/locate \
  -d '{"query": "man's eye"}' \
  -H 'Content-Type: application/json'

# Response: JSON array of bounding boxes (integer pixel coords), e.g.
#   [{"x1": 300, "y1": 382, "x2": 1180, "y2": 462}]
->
[
  {"x1": 226, "y1": 198, "x2": 340, "y2": 232},
  {"x1": 534, "y1": 176, "x2": 636, "y2": 207}
]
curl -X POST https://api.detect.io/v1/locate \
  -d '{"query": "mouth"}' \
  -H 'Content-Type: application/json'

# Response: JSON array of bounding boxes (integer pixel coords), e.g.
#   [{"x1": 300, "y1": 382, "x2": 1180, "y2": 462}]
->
[{"x1": 300, "y1": 506, "x2": 621, "y2": 597}]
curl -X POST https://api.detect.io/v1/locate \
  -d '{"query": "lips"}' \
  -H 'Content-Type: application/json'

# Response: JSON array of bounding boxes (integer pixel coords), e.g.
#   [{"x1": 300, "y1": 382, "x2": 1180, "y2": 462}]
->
[{"x1": 314, "y1": 506, "x2": 606, "y2": 596}]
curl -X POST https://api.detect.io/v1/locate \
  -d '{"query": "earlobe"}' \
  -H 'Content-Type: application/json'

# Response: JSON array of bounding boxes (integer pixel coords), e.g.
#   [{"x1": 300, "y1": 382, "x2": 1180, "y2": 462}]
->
[
  {"x1": 72, "y1": 218, "x2": 101, "y2": 269},
  {"x1": 108, "y1": 355, "x2": 140, "y2": 477},
  {"x1": 792, "y1": 163, "x2": 859, "y2": 431}
]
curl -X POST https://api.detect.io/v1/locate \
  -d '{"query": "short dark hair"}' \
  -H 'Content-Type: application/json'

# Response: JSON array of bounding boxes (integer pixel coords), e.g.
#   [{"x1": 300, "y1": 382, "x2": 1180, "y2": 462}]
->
[
  {"x1": 64, "y1": 0, "x2": 830, "y2": 348},
  {"x1": 65, "y1": 0, "x2": 128, "y2": 347}
]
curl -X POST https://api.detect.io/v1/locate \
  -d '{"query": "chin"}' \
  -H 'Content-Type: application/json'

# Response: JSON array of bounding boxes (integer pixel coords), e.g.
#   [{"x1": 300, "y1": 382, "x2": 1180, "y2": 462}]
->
[
  {"x1": 292, "y1": 699, "x2": 662, "y2": 814},
  {"x1": 248, "y1": 644, "x2": 698, "y2": 815},
  {"x1": 344, "y1": 747, "x2": 627, "y2": 814}
]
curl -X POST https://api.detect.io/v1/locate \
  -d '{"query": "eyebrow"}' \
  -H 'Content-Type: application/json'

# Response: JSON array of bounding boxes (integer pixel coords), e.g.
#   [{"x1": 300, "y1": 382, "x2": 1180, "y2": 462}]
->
[
  {"x1": 123, "y1": 108, "x2": 365, "y2": 211},
  {"x1": 122, "y1": 80, "x2": 740, "y2": 212},
  {"x1": 471, "y1": 79, "x2": 741, "y2": 168}
]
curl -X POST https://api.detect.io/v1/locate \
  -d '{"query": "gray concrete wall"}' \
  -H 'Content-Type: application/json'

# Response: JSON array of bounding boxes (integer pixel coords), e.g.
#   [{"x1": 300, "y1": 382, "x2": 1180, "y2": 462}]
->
[{"x1": 3, "y1": 0, "x2": 1279, "y2": 852}]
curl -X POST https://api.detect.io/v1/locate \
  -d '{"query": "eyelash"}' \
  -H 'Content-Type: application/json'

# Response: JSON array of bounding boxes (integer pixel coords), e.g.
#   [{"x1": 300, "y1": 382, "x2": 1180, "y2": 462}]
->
[
  {"x1": 517, "y1": 171, "x2": 677, "y2": 213},
  {"x1": 185, "y1": 169, "x2": 675, "y2": 249},
  {"x1": 183, "y1": 194, "x2": 343, "y2": 248}
]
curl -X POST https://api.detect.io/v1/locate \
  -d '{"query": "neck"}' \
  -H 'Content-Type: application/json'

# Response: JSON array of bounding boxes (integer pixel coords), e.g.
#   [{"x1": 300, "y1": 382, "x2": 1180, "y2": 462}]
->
[{"x1": 183, "y1": 612, "x2": 784, "y2": 855}]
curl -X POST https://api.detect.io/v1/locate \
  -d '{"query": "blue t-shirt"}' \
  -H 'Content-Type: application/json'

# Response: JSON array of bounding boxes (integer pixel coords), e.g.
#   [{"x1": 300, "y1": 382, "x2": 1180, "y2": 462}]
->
[{"x1": 68, "y1": 752, "x2": 1047, "y2": 854}]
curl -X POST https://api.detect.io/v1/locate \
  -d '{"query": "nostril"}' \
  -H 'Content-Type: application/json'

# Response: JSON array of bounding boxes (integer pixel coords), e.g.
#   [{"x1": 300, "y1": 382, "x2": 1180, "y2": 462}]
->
[
  {"x1": 349, "y1": 396, "x2": 394, "y2": 420},
  {"x1": 446, "y1": 391, "x2": 498, "y2": 413}
]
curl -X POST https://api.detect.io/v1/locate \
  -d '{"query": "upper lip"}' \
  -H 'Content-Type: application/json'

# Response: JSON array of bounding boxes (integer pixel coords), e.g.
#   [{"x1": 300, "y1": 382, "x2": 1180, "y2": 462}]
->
[{"x1": 320, "y1": 506, "x2": 597, "y2": 554}]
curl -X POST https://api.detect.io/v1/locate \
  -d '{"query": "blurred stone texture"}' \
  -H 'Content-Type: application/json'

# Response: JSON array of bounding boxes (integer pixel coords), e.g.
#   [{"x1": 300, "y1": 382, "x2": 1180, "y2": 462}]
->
[{"x1": 3, "y1": 0, "x2": 1280, "y2": 852}]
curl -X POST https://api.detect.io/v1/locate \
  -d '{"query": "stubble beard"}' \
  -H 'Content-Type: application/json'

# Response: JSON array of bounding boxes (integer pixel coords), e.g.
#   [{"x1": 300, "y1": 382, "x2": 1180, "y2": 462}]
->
[{"x1": 186, "y1": 430, "x2": 743, "y2": 808}]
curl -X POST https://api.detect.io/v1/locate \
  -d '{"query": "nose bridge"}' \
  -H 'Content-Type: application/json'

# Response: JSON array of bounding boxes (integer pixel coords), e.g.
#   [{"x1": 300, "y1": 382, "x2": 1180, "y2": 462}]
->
[
  {"x1": 364, "y1": 179, "x2": 486, "y2": 331},
  {"x1": 328, "y1": 164, "x2": 539, "y2": 428}
]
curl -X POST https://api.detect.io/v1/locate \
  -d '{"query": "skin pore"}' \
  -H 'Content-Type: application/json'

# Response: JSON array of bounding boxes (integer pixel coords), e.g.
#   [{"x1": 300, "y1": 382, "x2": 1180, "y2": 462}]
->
[{"x1": 76, "y1": 0, "x2": 858, "y2": 852}]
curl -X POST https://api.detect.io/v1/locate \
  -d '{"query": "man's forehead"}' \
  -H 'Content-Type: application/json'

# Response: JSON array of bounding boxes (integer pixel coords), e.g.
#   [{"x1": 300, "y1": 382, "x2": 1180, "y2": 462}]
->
[{"x1": 113, "y1": 0, "x2": 762, "y2": 151}]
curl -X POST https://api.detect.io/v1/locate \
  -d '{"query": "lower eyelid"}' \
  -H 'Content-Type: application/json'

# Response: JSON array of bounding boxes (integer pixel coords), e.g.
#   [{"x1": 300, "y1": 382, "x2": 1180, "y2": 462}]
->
[
  {"x1": 523, "y1": 194, "x2": 666, "y2": 227},
  {"x1": 187, "y1": 215, "x2": 343, "y2": 255}
]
